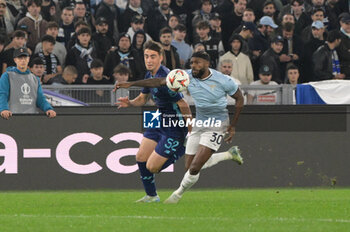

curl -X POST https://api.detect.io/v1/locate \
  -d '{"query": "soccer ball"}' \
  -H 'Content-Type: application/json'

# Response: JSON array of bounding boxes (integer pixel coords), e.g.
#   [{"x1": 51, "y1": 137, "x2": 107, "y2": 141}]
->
[{"x1": 166, "y1": 69, "x2": 190, "y2": 92}]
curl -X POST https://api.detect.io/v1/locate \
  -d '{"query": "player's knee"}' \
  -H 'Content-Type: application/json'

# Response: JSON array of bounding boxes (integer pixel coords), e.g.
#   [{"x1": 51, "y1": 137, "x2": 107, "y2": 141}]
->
[
  {"x1": 136, "y1": 151, "x2": 147, "y2": 162},
  {"x1": 146, "y1": 163, "x2": 160, "y2": 174}
]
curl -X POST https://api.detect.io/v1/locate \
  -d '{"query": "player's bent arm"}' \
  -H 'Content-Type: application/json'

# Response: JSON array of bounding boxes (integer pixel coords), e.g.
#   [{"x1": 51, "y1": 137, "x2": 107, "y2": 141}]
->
[
  {"x1": 116, "y1": 78, "x2": 166, "y2": 89},
  {"x1": 129, "y1": 93, "x2": 149, "y2": 107},
  {"x1": 176, "y1": 98, "x2": 193, "y2": 133},
  {"x1": 229, "y1": 88, "x2": 244, "y2": 128}
]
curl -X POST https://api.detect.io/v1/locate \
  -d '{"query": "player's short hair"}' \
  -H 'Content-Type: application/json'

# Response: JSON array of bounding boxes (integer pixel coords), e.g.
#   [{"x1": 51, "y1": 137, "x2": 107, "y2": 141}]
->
[
  {"x1": 159, "y1": 27, "x2": 172, "y2": 37},
  {"x1": 174, "y1": 24, "x2": 186, "y2": 32},
  {"x1": 27, "y1": 0, "x2": 42, "y2": 7},
  {"x1": 41, "y1": 34, "x2": 56, "y2": 44},
  {"x1": 90, "y1": 59, "x2": 104, "y2": 69},
  {"x1": 311, "y1": 7, "x2": 325, "y2": 16},
  {"x1": 29, "y1": 57, "x2": 44, "y2": 67},
  {"x1": 263, "y1": 0, "x2": 275, "y2": 8},
  {"x1": 143, "y1": 40, "x2": 164, "y2": 55},
  {"x1": 113, "y1": 64, "x2": 131, "y2": 76},
  {"x1": 282, "y1": 22, "x2": 295, "y2": 32},
  {"x1": 196, "y1": 20, "x2": 210, "y2": 29},
  {"x1": 63, "y1": 65, "x2": 78, "y2": 75},
  {"x1": 192, "y1": 50, "x2": 210, "y2": 62},
  {"x1": 77, "y1": 27, "x2": 91, "y2": 36},
  {"x1": 47, "y1": 21, "x2": 59, "y2": 30}
]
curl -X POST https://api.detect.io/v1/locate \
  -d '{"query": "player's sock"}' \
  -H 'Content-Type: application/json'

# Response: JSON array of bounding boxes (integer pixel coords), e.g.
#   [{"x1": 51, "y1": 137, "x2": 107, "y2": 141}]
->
[
  {"x1": 137, "y1": 162, "x2": 157, "y2": 196},
  {"x1": 174, "y1": 170, "x2": 200, "y2": 196},
  {"x1": 201, "y1": 152, "x2": 231, "y2": 169}
]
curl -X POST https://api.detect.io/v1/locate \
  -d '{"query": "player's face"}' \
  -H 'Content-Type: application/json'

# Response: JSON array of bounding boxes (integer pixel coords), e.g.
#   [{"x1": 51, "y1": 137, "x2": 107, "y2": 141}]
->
[
  {"x1": 118, "y1": 37, "x2": 131, "y2": 52},
  {"x1": 42, "y1": 41, "x2": 54, "y2": 54},
  {"x1": 77, "y1": 33, "x2": 91, "y2": 47},
  {"x1": 283, "y1": 15, "x2": 294, "y2": 24},
  {"x1": 233, "y1": 0, "x2": 247, "y2": 15},
  {"x1": 91, "y1": 67, "x2": 103, "y2": 78},
  {"x1": 74, "y1": 4, "x2": 86, "y2": 18},
  {"x1": 28, "y1": 3, "x2": 40, "y2": 17},
  {"x1": 144, "y1": 49, "x2": 163, "y2": 73},
  {"x1": 160, "y1": 33, "x2": 172, "y2": 46},
  {"x1": 190, "y1": 57, "x2": 209, "y2": 79},
  {"x1": 271, "y1": 42, "x2": 283, "y2": 53},
  {"x1": 263, "y1": 4, "x2": 275, "y2": 17},
  {"x1": 61, "y1": 9, "x2": 74, "y2": 24},
  {"x1": 340, "y1": 21, "x2": 350, "y2": 34},
  {"x1": 201, "y1": 2, "x2": 212, "y2": 14},
  {"x1": 282, "y1": 30, "x2": 293, "y2": 39},
  {"x1": 312, "y1": 11, "x2": 324, "y2": 22}
]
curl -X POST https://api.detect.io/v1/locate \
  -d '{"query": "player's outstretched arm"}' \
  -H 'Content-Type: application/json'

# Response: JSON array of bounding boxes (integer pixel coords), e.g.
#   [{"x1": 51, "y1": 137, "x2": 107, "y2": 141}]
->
[
  {"x1": 226, "y1": 88, "x2": 244, "y2": 143},
  {"x1": 114, "y1": 78, "x2": 166, "y2": 91},
  {"x1": 176, "y1": 98, "x2": 193, "y2": 133},
  {"x1": 116, "y1": 93, "x2": 149, "y2": 108}
]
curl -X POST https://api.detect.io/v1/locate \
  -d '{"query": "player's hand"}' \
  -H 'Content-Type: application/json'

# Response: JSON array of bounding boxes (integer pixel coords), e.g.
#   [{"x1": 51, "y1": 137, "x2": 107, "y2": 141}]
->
[
  {"x1": 224, "y1": 126, "x2": 235, "y2": 143},
  {"x1": 116, "y1": 96, "x2": 131, "y2": 109},
  {"x1": 113, "y1": 82, "x2": 132, "y2": 92},
  {"x1": 46, "y1": 110, "x2": 56, "y2": 118},
  {"x1": 1, "y1": 110, "x2": 12, "y2": 120}
]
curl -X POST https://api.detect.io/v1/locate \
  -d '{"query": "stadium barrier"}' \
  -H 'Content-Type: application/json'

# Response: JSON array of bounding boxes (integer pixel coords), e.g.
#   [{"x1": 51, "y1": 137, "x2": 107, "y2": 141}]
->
[
  {"x1": 43, "y1": 85, "x2": 296, "y2": 106},
  {"x1": 0, "y1": 105, "x2": 348, "y2": 190}
]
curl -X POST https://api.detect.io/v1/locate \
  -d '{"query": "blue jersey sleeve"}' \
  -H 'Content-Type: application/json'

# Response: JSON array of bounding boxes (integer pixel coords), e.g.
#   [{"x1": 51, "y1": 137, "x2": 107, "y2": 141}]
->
[
  {"x1": 0, "y1": 72, "x2": 10, "y2": 112},
  {"x1": 222, "y1": 75, "x2": 238, "y2": 96},
  {"x1": 36, "y1": 77, "x2": 53, "y2": 112}
]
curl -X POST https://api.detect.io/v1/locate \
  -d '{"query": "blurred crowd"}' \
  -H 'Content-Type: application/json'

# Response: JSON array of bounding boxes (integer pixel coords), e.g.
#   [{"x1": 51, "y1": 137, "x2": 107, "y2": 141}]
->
[{"x1": 0, "y1": 0, "x2": 349, "y2": 92}]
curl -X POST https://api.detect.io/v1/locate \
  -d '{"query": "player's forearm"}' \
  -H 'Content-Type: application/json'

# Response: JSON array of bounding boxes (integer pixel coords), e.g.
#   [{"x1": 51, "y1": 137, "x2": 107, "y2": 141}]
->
[
  {"x1": 129, "y1": 95, "x2": 147, "y2": 107},
  {"x1": 130, "y1": 78, "x2": 166, "y2": 88},
  {"x1": 177, "y1": 99, "x2": 193, "y2": 131},
  {"x1": 230, "y1": 89, "x2": 244, "y2": 128}
]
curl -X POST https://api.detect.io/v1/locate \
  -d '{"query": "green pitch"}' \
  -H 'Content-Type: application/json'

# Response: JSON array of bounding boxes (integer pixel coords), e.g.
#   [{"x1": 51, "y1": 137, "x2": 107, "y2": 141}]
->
[{"x1": 1, "y1": 189, "x2": 349, "y2": 232}]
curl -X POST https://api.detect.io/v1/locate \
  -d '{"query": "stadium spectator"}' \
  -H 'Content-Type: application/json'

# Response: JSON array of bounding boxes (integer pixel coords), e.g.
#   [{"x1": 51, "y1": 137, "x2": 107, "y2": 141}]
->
[
  {"x1": 171, "y1": 24, "x2": 192, "y2": 68},
  {"x1": 279, "y1": 0, "x2": 311, "y2": 22},
  {"x1": 337, "y1": 13, "x2": 350, "y2": 78},
  {"x1": 324, "y1": 0, "x2": 340, "y2": 30},
  {"x1": 233, "y1": 8, "x2": 256, "y2": 34},
  {"x1": 121, "y1": 0, "x2": 144, "y2": 32},
  {"x1": 126, "y1": 15, "x2": 152, "y2": 42},
  {"x1": 0, "y1": 0, "x2": 14, "y2": 38},
  {"x1": 17, "y1": 0, "x2": 48, "y2": 51},
  {"x1": 92, "y1": 17, "x2": 115, "y2": 62},
  {"x1": 302, "y1": 7, "x2": 325, "y2": 42},
  {"x1": 262, "y1": 0, "x2": 280, "y2": 25},
  {"x1": 312, "y1": 30, "x2": 344, "y2": 81},
  {"x1": 51, "y1": 65, "x2": 78, "y2": 85},
  {"x1": 85, "y1": 59, "x2": 111, "y2": 84},
  {"x1": 194, "y1": 20, "x2": 224, "y2": 69},
  {"x1": 285, "y1": 64, "x2": 300, "y2": 85},
  {"x1": 237, "y1": 21, "x2": 255, "y2": 56},
  {"x1": 192, "y1": 0, "x2": 213, "y2": 30},
  {"x1": 247, "y1": 64, "x2": 278, "y2": 104},
  {"x1": 159, "y1": 27, "x2": 181, "y2": 70},
  {"x1": 113, "y1": 63, "x2": 131, "y2": 83},
  {"x1": 131, "y1": 30, "x2": 147, "y2": 62},
  {"x1": 65, "y1": 27, "x2": 97, "y2": 84},
  {"x1": 95, "y1": 0, "x2": 122, "y2": 41},
  {"x1": 170, "y1": 0, "x2": 192, "y2": 27},
  {"x1": 56, "y1": 7, "x2": 75, "y2": 47},
  {"x1": 218, "y1": 59, "x2": 242, "y2": 84},
  {"x1": 279, "y1": 22, "x2": 303, "y2": 82},
  {"x1": 103, "y1": 33, "x2": 144, "y2": 82},
  {"x1": 0, "y1": 35, "x2": 5, "y2": 73},
  {"x1": 32, "y1": 35, "x2": 62, "y2": 84},
  {"x1": 0, "y1": 47, "x2": 56, "y2": 119},
  {"x1": 41, "y1": 0, "x2": 59, "y2": 23},
  {"x1": 209, "y1": 12, "x2": 222, "y2": 40},
  {"x1": 29, "y1": 57, "x2": 45, "y2": 83},
  {"x1": 73, "y1": 0, "x2": 95, "y2": 30},
  {"x1": 146, "y1": 0, "x2": 173, "y2": 41},
  {"x1": 303, "y1": 21, "x2": 326, "y2": 82},
  {"x1": 66, "y1": 21, "x2": 89, "y2": 50},
  {"x1": 221, "y1": 0, "x2": 246, "y2": 52},
  {"x1": 167, "y1": 14, "x2": 180, "y2": 30},
  {"x1": 35, "y1": 21, "x2": 67, "y2": 66},
  {"x1": 260, "y1": 35, "x2": 284, "y2": 83},
  {"x1": 219, "y1": 34, "x2": 254, "y2": 84},
  {"x1": 2, "y1": 30, "x2": 27, "y2": 73}
]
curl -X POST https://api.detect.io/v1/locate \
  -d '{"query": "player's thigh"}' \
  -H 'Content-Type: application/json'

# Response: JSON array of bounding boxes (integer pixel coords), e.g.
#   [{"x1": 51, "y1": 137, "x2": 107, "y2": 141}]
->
[
  {"x1": 189, "y1": 145, "x2": 215, "y2": 174},
  {"x1": 146, "y1": 151, "x2": 168, "y2": 173},
  {"x1": 198, "y1": 127, "x2": 227, "y2": 153},
  {"x1": 136, "y1": 137, "x2": 158, "y2": 162},
  {"x1": 185, "y1": 130, "x2": 201, "y2": 156}
]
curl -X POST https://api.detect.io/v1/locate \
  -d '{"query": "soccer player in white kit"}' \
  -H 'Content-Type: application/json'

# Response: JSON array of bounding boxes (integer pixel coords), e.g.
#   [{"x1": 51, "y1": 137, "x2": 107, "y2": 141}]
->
[{"x1": 115, "y1": 51, "x2": 244, "y2": 203}]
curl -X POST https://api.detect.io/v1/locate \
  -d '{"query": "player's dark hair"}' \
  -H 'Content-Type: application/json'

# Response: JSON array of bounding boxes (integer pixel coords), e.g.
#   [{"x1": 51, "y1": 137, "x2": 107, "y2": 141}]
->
[
  {"x1": 62, "y1": 6, "x2": 74, "y2": 13},
  {"x1": 113, "y1": 64, "x2": 131, "y2": 76},
  {"x1": 196, "y1": 20, "x2": 210, "y2": 29},
  {"x1": 174, "y1": 24, "x2": 186, "y2": 32},
  {"x1": 287, "y1": 64, "x2": 299, "y2": 71},
  {"x1": 47, "y1": 21, "x2": 59, "y2": 29},
  {"x1": 311, "y1": 7, "x2": 325, "y2": 16},
  {"x1": 291, "y1": 0, "x2": 304, "y2": 5},
  {"x1": 12, "y1": 30, "x2": 26, "y2": 39},
  {"x1": 74, "y1": 21, "x2": 89, "y2": 30},
  {"x1": 143, "y1": 40, "x2": 164, "y2": 55},
  {"x1": 263, "y1": 0, "x2": 275, "y2": 8}
]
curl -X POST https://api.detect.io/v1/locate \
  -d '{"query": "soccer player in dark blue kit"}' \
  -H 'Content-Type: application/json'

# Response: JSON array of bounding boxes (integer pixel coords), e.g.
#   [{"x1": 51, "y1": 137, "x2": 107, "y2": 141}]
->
[{"x1": 116, "y1": 40, "x2": 192, "y2": 202}]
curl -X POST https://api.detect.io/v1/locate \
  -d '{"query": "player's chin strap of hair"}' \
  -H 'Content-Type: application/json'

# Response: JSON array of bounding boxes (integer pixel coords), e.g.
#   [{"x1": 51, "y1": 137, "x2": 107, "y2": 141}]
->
[{"x1": 191, "y1": 51, "x2": 211, "y2": 62}]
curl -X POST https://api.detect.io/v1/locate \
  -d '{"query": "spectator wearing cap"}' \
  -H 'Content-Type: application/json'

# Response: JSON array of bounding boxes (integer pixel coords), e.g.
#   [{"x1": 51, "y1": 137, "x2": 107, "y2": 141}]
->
[
  {"x1": 301, "y1": 7, "x2": 326, "y2": 42},
  {"x1": 126, "y1": 15, "x2": 152, "y2": 42},
  {"x1": 2, "y1": 30, "x2": 28, "y2": 73},
  {"x1": 103, "y1": 33, "x2": 144, "y2": 82},
  {"x1": 209, "y1": 12, "x2": 222, "y2": 40},
  {"x1": 221, "y1": 0, "x2": 246, "y2": 52},
  {"x1": 121, "y1": 0, "x2": 144, "y2": 32},
  {"x1": 233, "y1": 8, "x2": 256, "y2": 34},
  {"x1": 66, "y1": 27, "x2": 97, "y2": 84},
  {"x1": 32, "y1": 34, "x2": 62, "y2": 84},
  {"x1": 0, "y1": 47, "x2": 56, "y2": 119},
  {"x1": 302, "y1": 20, "x2": 325, "y2": 82},
  {"x1": 260, "y1": 35, "x2": 284, "y2": 83},
  {"x1": 337, "y1": 13, "x2": 350, "y2": 78},
  {"x1": 17, "y1": 0, "x2": 48, "y2": 51},
  {"x1": 35, "y1": 21, "x2": 67, "y2": 67},
  {"x1": 219, "y1": 34, "x2": 254, "y2": 85},
  {"x1": 194, "y1": 20, "x2": 224, "y2": 69},
  {"x1": 92, "y1": 17, "x2": 115, "y2": 62},
  {"x1": 171, "y1": 24, "x2": 192, "y2": 68},
  {"x1": 279, "y1": 22, "x2": 304, "y2": 82},
  {"x1": 0, "y1": 0, "x2": 14, "y2": 37},
  {"x1": 312, "y1": 30, "x2": 344, "y2": 81},
  {"x1": 159, "y1": 27, "x2": 181, "y2": 70},
  {"x1": 237, "y1": 21, "x2": 255, "y2": 56},
  {"x1": 95, "y1": 0, "x2": 122, "y2": 41},
  {"x1": 247, "y1": 64, "x2": 278, "y2": 105},
  {"x1": 57, "y1": 7, "x2": 75, "y2": 47},
  {"x1": 192, "y1": 0, "x2": 213, "y2": 31},
  {"x1": 73, "y1": 1, "x2": 95, "y2": 31},
  {"x1": 146, "y1": 0, "x2": 174, "y2": 41},
  {"x1": 262, "y1": 0, "x2": 280, "y2": 26}
]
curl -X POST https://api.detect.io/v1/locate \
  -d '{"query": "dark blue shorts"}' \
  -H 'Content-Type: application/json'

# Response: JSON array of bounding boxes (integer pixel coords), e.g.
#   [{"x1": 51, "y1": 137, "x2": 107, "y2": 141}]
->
[{"x1": 144, "y1": 127, "x2": 187, "y2": 163}]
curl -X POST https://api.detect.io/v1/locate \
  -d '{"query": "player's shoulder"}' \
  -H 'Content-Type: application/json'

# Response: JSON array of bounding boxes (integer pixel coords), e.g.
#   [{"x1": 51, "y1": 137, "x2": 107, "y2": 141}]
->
[{"x1": 159, "y1": 65, "x2": 170, "y2": 75}]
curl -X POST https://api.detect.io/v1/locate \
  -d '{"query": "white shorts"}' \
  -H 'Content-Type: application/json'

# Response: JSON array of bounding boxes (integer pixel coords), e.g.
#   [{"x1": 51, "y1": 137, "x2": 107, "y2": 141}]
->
[{"x1": 185, "y1": 119, "x2": 229, "y2": 155}]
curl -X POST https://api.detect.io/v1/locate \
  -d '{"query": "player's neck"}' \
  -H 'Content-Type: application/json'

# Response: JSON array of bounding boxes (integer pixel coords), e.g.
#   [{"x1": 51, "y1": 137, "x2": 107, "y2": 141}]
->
[
  {"x1": 199, "y1": 69, "x2": 211, "y2": 80},
  {"x1": 150, "y1": 65, "x2": 161, "y2": 76},
  {"x1": 17, "y1": 66, "x2": 27, "y2": 72}
]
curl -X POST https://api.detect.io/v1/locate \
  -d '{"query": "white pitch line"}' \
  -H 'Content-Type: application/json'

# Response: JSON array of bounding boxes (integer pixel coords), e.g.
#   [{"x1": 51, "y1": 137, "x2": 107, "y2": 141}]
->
[{"x1": 0, "y1": 214, "x2": 350, "y2": 224}]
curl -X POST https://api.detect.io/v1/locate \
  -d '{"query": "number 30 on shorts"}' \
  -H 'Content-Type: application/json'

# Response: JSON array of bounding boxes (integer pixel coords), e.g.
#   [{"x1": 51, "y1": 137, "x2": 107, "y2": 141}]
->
[{"x1": 210, "y1": 132, "x2": 223, "y2": 145}]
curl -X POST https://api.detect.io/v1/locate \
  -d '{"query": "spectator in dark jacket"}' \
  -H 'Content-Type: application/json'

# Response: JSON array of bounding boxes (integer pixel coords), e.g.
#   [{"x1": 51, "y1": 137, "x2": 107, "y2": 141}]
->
[
  {"x1": 337, "y1": 13, "x2": 350, "y2": 79},
  {"x1": 57, "y1": 7, "x2": 75, "y2": 47},
  {"x1": 260, "y1": 35, "x2": 284, "y2": 83},
  {"x1": 146, "y1": 0, "x2": 173, "y2": 41},
  {"x1": 103, "y1": 33, "x2": 144, "y2": 82},
  {"x1": 95, "y1": 0, "x2": 122, "y2": 41},
  {"x1": 121, "y1": 0, "x2": 144, "y2": 32},
  {"x1": 312, "y1": 30, "x2": 344, "y2": 81},
  {"x1": 65, "y1": 27, "x2": 97, "y2": 84},
  {"x1": 159, "y1": 27, "x2": 181, "y2": 70},
  {"x1": 92, "y1": 17, "x2": 115, "y2": 62}
]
